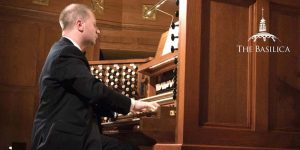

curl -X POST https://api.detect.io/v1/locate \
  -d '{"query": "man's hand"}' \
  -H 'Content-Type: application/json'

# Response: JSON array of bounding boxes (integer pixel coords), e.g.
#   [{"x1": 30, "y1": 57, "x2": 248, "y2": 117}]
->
[{"x1": 131, "y1": 101, "x2": 159, "y2": 113}]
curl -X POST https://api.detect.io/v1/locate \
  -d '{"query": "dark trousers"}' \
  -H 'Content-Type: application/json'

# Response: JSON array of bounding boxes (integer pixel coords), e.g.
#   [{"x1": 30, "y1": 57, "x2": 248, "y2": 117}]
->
[
  {"x1": 85, "y1": 122, "x2": 139, "y2": 150},
  {"x1": 101, "y1": 135, "x2": 140, "y2": 150}
]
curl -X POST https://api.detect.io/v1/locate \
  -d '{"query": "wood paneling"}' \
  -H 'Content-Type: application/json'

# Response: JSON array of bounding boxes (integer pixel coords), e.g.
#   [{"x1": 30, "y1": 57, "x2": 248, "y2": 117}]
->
[
  {"x1": 96, "y1": 0, "x2": 122, "y2": 22},
  {"x1": 122, "y1": 0, "x2": 176, "y2": 26},
  {"x1": 0, "y1": 20, "x2": 39, "y2": 86},
  {"x1": 0, "y1": 0, "x2": 70, "y2": 14},
  {"x1": 0, "y1": 87, "x2": 36, "y2": 150},
  {"x1": 162, "y1": 0, "x2": 300, "y2": 149},
  {"x1": 0, "y1": 6, "x2": 60, "y2": 150},
  {"x1": 200, "y1": 0, "x2": 250, "y2": 128},
  {"x1": 100, "y1": 29, "x2": 162, "y2": 52},
  {"x1": 269, "y1": 3, "x2": 300, "y2": 132}
]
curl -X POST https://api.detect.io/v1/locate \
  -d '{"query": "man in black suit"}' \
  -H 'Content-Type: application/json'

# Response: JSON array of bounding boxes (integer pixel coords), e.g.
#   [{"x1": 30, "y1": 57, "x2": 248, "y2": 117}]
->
[{"x1": 31, "y1": 3, "x2": 159, "y2": 150}]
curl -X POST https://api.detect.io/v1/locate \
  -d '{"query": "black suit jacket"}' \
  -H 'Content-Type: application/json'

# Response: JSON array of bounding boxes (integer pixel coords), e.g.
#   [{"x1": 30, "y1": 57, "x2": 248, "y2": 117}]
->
[{"x1": 31, "y1": 37, "x2": 131, "y2": 150}]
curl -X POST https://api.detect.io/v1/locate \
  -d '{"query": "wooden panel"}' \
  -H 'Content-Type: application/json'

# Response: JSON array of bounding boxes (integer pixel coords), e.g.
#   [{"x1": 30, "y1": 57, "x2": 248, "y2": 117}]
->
[
  {"x1": 269, "y1": 3, "x2": 300, "y2": 132},
  {"x1": 0, "y1": 7, "x2": 61, "y2": 150},
  {"x1": 95, "y1": 0, "x2": 122, "y2": 22},
  {"x1": 100, "y1": 29, "x2": 162, "y2": 51},
  {"x1": 0, "y1": 19, "x2": 39, "y2": 86},
  {"x1": 0, "y1": 0, "x2": 70, "y2": 14},
  {"x1": 122, "y1": 0, "x2": 177, "y2": 26},
  {"x1": 174, "y1": 0, "x2": 300, "y2": 149},
  {"x1": 0, "y1": 87, "x2": 36, "y2": 150},
  {"x1": 200, "y1": 0, "x2": 251, "y2": 128},
  {"x1": 270, "y1": 0, "x2": 300, "y2": 9},
  {"x1": 0, "y1": 0, "x2": 176, "y2": 61},
  {"x1": 99, "y1": 28, "x2": 164, "y2": 59}
]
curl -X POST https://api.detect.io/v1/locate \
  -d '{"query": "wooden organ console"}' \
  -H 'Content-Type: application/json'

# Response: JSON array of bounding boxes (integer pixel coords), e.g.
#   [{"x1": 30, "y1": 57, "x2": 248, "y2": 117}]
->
[
  {"x1": 88, "y1": 2, "x2": 179, "y2": 148},
  {"x1": 88, "y1": 21, "x2": 180, "y2": 150},
  {"x1": 89, "y1": 36, "x2": 178, "y2": 148}
]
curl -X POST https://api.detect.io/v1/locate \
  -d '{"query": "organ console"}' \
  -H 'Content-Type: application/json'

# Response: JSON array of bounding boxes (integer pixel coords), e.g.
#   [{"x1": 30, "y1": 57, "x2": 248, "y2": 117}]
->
[{"x1": 89, "y1": 8, "x2": 179, "y2": 150}]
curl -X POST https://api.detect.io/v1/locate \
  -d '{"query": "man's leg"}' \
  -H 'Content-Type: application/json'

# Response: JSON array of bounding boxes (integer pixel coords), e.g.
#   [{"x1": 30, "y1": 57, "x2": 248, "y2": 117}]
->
[{"x1": 100, "y1": 135, "x2": 139, "y2": 150}]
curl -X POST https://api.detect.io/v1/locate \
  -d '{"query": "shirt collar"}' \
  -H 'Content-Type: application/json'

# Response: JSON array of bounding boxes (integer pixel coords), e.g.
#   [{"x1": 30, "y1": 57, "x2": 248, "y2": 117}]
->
[{"x1": 63, "y1": 36, "x2": 82, "y2": 51}]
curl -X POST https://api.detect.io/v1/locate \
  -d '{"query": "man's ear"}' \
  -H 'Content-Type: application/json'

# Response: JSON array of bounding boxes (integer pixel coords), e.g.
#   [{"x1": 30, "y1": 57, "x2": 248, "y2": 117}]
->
[{"x1": 76, "y1": 19, "x2": 84, "y2": 32}]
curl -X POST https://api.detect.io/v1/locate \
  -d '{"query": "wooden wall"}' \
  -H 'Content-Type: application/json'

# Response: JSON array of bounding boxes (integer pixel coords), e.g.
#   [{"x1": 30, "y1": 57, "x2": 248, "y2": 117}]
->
[
  {"x1": 0, "y1": 0, "x2": 176, "y2": 150},
  {"x1": 97, "y1": 0, "x2": 177, "y2": 60},
  {"x1": 155, "y1": 0, "x2": 300, "y2": 149}
]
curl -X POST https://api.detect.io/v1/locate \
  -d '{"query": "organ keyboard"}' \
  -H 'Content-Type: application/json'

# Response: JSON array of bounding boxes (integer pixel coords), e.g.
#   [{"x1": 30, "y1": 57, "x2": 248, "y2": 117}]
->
[{"x1": 101, "y1": 96, "x2": 176, "y2": 146}]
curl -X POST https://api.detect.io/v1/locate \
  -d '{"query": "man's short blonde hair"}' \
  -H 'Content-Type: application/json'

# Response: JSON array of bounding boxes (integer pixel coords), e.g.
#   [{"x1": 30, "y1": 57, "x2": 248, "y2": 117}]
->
[{"x1": 59, "y1": 4, "x2": 92, "y2": 30}]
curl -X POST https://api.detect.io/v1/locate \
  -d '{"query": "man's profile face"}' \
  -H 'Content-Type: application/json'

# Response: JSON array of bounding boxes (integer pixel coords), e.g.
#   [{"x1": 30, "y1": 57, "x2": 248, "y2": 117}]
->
[{"x1": 82, "y1": 11, "x2": 100, "y2": 46}]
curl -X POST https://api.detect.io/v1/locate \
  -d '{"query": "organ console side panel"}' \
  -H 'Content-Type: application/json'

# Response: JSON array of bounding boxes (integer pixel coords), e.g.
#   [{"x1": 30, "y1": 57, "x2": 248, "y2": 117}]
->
[
  {"x1": 269, "y1": 3, "x2": 300, "y2": 132},
  {"x1": 182, "y1": 0, "x2": 256, "y2": 145},
  {"x1": 155, "y1": 0, "x2": 300, "y2": 150},
  {"x1": 200, "y1": 0, "x2": 251, "y2": 128}
]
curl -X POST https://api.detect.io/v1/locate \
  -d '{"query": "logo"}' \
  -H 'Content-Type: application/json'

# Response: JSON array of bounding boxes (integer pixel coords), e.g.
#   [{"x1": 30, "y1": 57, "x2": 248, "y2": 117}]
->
[
  {"x1": 237, "y1": 8, "x2": 290, "y2": 53},
  {"x1": 248, "y1": 8, "x2": 280, "y2": 42}
]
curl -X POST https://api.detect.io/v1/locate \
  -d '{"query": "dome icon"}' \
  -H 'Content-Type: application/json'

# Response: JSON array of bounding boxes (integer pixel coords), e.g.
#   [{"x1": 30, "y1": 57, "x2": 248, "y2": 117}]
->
[{"x1": 248, "y1": 8, "x2": 280, "y2": 42}]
